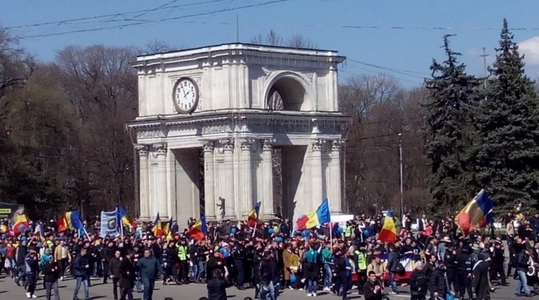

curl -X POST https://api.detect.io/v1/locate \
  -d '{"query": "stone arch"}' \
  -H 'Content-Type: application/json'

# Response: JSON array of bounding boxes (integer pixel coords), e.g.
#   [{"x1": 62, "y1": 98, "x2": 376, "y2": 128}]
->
[{"x1": 264, "y1": 71, "x2": 314, "y2": 111}]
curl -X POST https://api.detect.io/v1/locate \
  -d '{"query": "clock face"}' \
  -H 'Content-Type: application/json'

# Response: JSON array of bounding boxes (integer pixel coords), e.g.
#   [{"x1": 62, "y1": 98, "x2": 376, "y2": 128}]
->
[{"x1": 172, "y1": 77, "x2": 199, "y2": 113}]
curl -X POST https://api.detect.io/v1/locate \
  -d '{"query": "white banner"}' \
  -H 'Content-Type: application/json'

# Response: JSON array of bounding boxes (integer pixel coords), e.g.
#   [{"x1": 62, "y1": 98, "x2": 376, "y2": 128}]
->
[{"x1": 100, "y1": 208, "x2": 119, "y2": 238}]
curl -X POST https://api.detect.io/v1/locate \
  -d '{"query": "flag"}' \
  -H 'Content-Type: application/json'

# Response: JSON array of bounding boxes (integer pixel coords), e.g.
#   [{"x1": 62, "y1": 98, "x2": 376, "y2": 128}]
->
[
  {"x1": 247, "y1": 202, "x2": 262, "y2": 228},
  {"x1": 378, "y1": 211, "x2": 398, "y2": 244},
  {"x1": 117, "y1": 206, "x2": 137, "y2": 228},
  {"x1": 188, "y1": 215, "x2": 207, "y2": 241},
  {"x1": 296, "y1": 198, "x2": 331, "y2": 231},
  {"x1": 13, "y1": 213, "x2": 29, "y2": 235},
  {"x1": 34, "y1": 222, "x2": 46, "y2": 242},
  {"x1": 62, "y1": 210, "x2": 84, "y2": 231},
  {"x1": 164, "y1": 218, "x2": 173, "y2": 241},
  {"x1": 152, "y1": 213, "x2": 164, "y2": 237},
  {"x1": 101, "y1": 208, "x2": 120, "y2": 238},
  {"x1": 455, "y1": 189, "x2": 493, "y2": 235},
  {"x1": 57, "y1": 216, "x2": 68, "y2": 232}
]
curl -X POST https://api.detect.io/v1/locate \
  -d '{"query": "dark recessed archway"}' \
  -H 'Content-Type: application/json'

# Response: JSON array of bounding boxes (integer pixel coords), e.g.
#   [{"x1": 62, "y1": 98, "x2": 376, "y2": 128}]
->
[{"x1": 267, "y1": 76, "x2": 306, "y2": 111}]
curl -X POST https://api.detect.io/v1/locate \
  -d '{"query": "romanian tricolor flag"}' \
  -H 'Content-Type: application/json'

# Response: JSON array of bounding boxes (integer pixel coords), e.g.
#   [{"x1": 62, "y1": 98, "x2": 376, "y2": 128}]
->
[
  {"x1": 456, "y1": 189, "x2": 493, "y2": 235},
  {"x1": 247, "y1": 202, "x2": 262, "y2": 228},
  {"x1": 57, "y1": 210, "x2": 84, "y2": 232},
  {"x1": 187, "y1": 215, "x2": 207, "y2": 241},
  {"x1": 152, "y1": 213, "x2": 164, "y2": 237},
  {"x1": 13, "y1": 213, "x2": 29, "y2": 235},
  {"x1": 163, "y1": 217, "x2": 173, "y2": 241},
  {"x1": 378, "y1": 211, "x2": 398, "y2": 244},
  {"x1": 296, "y1": 198, "x2": 331, "y2": 231},
  {"x1": 117, "y1": 207, "x2": 137, "y2": 229}
]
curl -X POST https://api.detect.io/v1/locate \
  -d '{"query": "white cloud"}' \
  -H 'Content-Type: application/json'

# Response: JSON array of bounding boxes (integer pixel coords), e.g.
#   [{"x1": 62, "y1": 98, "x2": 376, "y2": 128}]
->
[{"x1": 519, "y1": 36, "x2": 539, "y2": 66}]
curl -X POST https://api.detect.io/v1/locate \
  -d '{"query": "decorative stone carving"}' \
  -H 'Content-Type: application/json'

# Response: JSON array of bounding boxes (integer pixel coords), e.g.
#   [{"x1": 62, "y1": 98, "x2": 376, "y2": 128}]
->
[
  {"x1": 218, "y1": 138, "x2": 234, "y2": 151},
  {"x1": 240, "y1": 138, "x2": 256, "y2": 151},
  {"x1": 262, "y1": 138, "x2": 276, "y2": 151},
  {"x1": 153, "y1": 143, "x2": 167, "y2": 156},
  {"x1": 137, "y1": 129, "x2": 166, "y2": 139},
  {"x1": 331, "y1": 140, "x2": 343, "y2": 152},
  {"x1": 135, "y1": 145, "x2": 149, "y2": 156},
  {"x1": 311, "y1": 139, "x2": 326, "y2": 151},
  {"x1": 203, "y1": 141, "x2": 215, "y2": 152}
]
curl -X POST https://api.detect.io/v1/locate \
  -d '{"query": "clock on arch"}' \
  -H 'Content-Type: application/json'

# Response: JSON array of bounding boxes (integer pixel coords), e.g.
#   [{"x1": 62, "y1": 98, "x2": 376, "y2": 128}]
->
[{"x1": 172, "y1": 77, "x2": 199, "y2": 114}]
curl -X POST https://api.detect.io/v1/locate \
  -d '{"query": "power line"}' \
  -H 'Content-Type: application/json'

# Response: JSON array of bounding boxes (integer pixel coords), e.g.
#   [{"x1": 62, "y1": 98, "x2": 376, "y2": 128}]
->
[
  {"x1": 15, "y1": 0, "x2": 291, "y2": 40},
  {"x1": 6, "y1": 0, "x2": 229, "y2": 30}
]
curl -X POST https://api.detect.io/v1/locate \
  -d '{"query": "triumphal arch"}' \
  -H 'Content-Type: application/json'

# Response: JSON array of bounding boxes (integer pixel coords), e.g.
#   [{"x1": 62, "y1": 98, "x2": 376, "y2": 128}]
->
[{"x1": 128, "y1": 43, "x2": 348, "y2": 224}]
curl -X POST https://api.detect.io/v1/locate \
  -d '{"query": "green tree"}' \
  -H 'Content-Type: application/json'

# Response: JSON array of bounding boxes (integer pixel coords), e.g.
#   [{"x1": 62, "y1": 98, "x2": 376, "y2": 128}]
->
[
  {"x1": 0, "y1": 64, "x2": 79, "y2": 218},
  {"x1": 474, "y1": 19, "x2": 539, "y2": 212},
  {"x1": 424, "y1": 35, "x2": 483, "y2": 214}
]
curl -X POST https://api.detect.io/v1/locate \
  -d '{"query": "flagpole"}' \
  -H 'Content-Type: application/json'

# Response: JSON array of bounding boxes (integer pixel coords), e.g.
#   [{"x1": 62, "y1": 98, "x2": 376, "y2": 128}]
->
[
  {"x1": 118, "y1": 207, "x2": 124, "y2": 238},
  {"x1": 327, "y1": 198, "x2": 333, "y2": 249}
]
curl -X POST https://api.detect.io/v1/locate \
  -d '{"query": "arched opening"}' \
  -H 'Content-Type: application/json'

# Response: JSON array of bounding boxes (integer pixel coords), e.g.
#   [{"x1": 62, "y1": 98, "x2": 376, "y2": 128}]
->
[{"x1": 267, "y1": 76, "x2": 307, "y2": 111}]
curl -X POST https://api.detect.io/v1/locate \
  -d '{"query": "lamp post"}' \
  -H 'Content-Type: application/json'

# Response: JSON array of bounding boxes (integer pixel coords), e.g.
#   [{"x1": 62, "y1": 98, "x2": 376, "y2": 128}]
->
[{"x1": 398, "y1": 133, "x2": 404, "y2": 217}]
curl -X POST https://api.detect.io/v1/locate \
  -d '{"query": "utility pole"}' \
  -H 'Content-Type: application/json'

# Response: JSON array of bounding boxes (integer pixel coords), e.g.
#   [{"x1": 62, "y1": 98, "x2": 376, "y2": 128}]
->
[
  {"x1": 398, "y1": 133, "x2": 404, "y2": 217},
  {"x1": 480, "y1": 47, "x2": 489, "y2": 89}
]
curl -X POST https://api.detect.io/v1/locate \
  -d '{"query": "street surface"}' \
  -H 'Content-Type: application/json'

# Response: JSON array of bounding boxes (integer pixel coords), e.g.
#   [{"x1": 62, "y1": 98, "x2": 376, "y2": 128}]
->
[{"x1": 0, "y1": 274, "x2": 522, "y2": 300}]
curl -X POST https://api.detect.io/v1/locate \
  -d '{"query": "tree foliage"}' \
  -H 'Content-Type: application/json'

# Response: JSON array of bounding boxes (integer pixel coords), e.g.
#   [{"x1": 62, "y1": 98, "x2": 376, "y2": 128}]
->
[
  {"x1": 423, "y1": 35, "x2": 483, "y2": 214},
  {"x1": 473, "y1": 19, "x2": 539, "y2": 211}
]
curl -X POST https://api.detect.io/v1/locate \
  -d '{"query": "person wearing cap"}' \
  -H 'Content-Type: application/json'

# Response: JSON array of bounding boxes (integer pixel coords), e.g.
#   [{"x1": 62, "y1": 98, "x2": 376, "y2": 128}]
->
[
  {"x1": 41, "y1": 256, "x2": 61, "y2": 300},
  {"x1": 490, "y1": 240, "x2": 506, "y2": 286},
  {"x1": 24, "y1": 249, "x2": 40, "y2": 298},
  {"x1": 472, "y1": 252, "x2": 491, "y2": 300},
  {"x1": 430, "y1": 261, "x2": 447, "y2": 300}
]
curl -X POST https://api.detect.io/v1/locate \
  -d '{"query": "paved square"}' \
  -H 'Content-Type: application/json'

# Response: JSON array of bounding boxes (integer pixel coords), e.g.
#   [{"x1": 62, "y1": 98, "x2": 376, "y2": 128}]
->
[{"x1": 0, "y1": 274, "x2": 521, "y2": 300}]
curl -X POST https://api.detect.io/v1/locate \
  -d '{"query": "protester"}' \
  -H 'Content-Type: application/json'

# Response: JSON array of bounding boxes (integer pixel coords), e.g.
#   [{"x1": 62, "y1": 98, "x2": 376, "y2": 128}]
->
[
  {"x1": 137, "y1": 248, "x2": 160, "y2": 300},
  {"x1": 207, "y1": 269, "x2": 232, "y2": 300},
  {"x1": 73, "y1": 247, "x2": 91, "y2": 300},
  {"x1": 41, "y1": 257, "x2": 61, "y2": 300}
]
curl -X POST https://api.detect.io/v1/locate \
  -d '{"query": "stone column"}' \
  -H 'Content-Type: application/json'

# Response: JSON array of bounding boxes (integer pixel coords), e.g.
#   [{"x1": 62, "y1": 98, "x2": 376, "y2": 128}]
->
[
  {"x1": 310, "y1": 139, "x2": 325, "y2": 210},
  {"x1": 329, "y1": 140, "x2": 343, "y2": 213},
  {"x1": 136, "y1": 145, "x2": 150, "y2": 220},
  {"x1": 203, "y1": 141, "x2": 216, "y2": 220},
  {"x1": 219, "y1": 138, "x2": 235, "y2": 219},
  {"x1": 153, "y1": 143, "x2": 168, "y2": 218},
  {"x1": 240, "y1": 138, "x2": 255, "y2": 216},
  {"x1": 260, "y1": 138, "x2": 275, "y2": 219}
]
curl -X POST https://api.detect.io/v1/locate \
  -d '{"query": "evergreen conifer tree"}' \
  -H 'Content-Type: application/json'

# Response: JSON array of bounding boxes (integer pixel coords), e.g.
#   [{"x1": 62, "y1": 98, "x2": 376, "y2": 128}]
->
[
  {"x1": 424, "y1": 35, "x2": 483, "y2": 213},
  {"x1": 474, "y1": 19, "x2": 539, "y2": 211}
]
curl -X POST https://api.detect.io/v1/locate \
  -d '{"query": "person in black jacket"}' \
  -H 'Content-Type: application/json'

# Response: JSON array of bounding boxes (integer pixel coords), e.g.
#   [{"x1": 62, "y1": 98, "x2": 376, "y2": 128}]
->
[
  {"x1": 109, "y1": 250, "x2": 123, "y2": 300},
  {"x1": 207, "y1": 269, "x2": 232, "y2": 300},
  {"x1": 490, "y1": 240, "x2": 506, "y2": 285},
  {"x1": 429, "y1": 262, "x2": 447, "y2": 300},
  {"x1": 207, "y1": 249, "x2": 225, "y2": 278},
  {"x1": 362, "y1": 271, "x2": 383, "y2": 300},
  {"x1": 119, "y1": 250, "x2": 136, "y2": 300},
  {"x1": 409, "y1": 261, "x2": 428, "y2": 300},
  {"x1": 100, "y1": 241, "x2": 115, "y2": 284},
  {"x1": 73, "y1": 247, "x2": 91, "y2": 300},
  {"x1": 444, "y1": 243, "x2": 458, "y2": 294},
  {"x1": 386, "y1": 244, "x2": 399, "y2": 295},
  {"x1": 515, "y1": 247, "x2": 532, "y2": 297},
  {"x1": 455, "y1": 244, "x2": 473, "y2": 299},
  {"x1": 42, "y1": 259, "x2": 61, "y2": 300},
  {"x1": 161, "y1": 241, "x2": 178, "y2": 285}
]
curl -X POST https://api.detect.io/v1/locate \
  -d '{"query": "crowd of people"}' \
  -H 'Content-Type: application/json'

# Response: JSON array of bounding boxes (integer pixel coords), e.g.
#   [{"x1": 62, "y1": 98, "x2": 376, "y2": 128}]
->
[{"x1": 0, "y1": 210, "x2": 538, "y2": 300}]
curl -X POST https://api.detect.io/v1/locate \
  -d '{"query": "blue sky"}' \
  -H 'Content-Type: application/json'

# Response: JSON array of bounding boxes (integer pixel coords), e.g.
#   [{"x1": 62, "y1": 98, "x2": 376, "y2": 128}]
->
[{"x1": 2, "y1": 0, "x2": 539, "y2": 88}]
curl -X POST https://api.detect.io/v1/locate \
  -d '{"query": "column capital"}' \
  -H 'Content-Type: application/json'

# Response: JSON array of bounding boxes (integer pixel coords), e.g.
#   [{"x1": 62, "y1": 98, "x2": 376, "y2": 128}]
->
[
  {"x1": 135, "y1": 144, "x2": 149, "y2": 156},
  {"x1": 153, "y1": 143, "x2": 167, "y2": 156},
  {"x1": 262, "y1": 138, "x2": 276, "y2": 151},
  {"x1": 331, "y1": 139, "x2": 344, "y2": 152},
  {"x1": 218, "y1": 138, "x2": 234, "y2": 151},
  {"x1": 240, "y1": 138, "x2": 256, "y2": 151},
  {"x1": 311, "y1": 139, "x2": 326, "y2": 151},
  {"x1": 203, "y1": 140, "x2": 215, "y2": 152}
]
